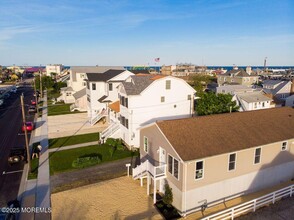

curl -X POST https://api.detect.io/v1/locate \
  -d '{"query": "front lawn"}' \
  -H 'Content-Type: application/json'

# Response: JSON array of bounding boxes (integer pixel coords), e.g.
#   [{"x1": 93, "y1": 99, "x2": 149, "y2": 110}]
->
[
  {"x1": 47, "y1": 103, "x2": 82, "y2": 116},
  {"x1": 28, "y1": 158, "x2": 39, "y2": 180},
  {"x1": 49, "y1": 132, "x2": 100, "y2": 149},
  {"x1": 49, "y1": 145, "x2": 136, "y2": 175}
]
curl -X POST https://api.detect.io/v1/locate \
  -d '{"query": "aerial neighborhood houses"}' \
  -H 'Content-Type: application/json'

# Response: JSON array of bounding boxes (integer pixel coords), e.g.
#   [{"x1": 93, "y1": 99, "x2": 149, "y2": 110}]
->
[
  {"x1": 216, "y1": 66, "x2": 294, "y2": 109},
  {"x1": 135, "y1": 107, "x2": 294, "y2": 216},
  {"x1": 55, "y1": 65, "x2": 294, "y2": 217},
  {"x1": 217, "y1": 66, "x2": 259, "y2": 87}
]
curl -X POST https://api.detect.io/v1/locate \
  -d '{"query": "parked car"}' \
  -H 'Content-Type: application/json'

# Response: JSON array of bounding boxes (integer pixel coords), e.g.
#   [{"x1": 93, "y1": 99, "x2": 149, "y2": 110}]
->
[
  {"x1": 8, "y1": 147, "x2": 27, "y2": 164},
  {"x1": 10, "y1": 87, "x2": 17, "y2": 93},
  {"x1": 31, "y1": 99, "x2": 37, "y2": 105},
  {"x1": 3, "y1": 93, "x2": 10, "y2": 99},
  {"x1": 0, "y1": 99, "x2": 4, "y2": 107},
  {"x1": 22, "y1": 122, "x2": 34, "y2": 132},
  {"x1": 28, "y1": 106, "x2": 37, "y2": 114}
]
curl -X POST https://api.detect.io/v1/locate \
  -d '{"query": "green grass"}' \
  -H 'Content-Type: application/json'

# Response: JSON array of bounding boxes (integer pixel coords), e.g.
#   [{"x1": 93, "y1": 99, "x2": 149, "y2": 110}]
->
[
  {"x1": 28, "y1": 158, "x2": 39, "y2": 179},
  {"x1": 49, "y1": 132, "x2": 100, "y2": 149},
  {"x1": 47, "y1": 103, "x2": 82, "y2": 116},
  {"x1": 49, "y1": 144, "x2": 137, "y2": 175}
]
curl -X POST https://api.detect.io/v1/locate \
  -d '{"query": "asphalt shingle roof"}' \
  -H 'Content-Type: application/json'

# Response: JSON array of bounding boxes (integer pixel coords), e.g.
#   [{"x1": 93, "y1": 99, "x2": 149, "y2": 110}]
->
[
  {"x1": 86, "y1": 69, "x2": 125, "y2": 82},
  {"x1": 237, "y1": 91, "x2": 273, "y2": 103},
  {"x1": 73, "y1": 88, "x2": 86, "y2": 99},
  {"x1": 156, "y1": 107, "x2": 294, "y2": 161},
  {"x1": 122, "y1": 75, "x2": 156, "y2": 95}
]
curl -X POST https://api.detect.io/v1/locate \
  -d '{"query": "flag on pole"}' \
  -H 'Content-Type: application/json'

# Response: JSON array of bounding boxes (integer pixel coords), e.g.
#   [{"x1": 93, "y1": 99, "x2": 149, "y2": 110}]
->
[{"x1": 154, "y1": 57, "x2": 160, "y2": 62}]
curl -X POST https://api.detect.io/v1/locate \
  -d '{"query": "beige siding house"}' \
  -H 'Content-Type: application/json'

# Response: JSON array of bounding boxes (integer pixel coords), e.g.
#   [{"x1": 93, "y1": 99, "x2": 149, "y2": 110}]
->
[
  {"x1": 217, "y1": 67, "x2": 259, "y2": 87},
  {"x1": 135, "y1": 107, "x2": 294, "y2": 216}
]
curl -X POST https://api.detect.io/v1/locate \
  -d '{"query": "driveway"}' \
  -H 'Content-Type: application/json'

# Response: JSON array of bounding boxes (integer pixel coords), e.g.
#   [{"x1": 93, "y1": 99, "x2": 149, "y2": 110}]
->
[
  {"x1": 51, "y1": 176, "x2": 163, "y2": 220},
  {"x1": 47, "y1": 113, "x2": 108, "y2": 138}
]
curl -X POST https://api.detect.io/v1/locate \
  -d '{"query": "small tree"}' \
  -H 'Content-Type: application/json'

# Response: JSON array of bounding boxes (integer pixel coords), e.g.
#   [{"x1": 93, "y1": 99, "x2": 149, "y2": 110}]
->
[{"x1": 162, "y1": 183, "x2": 173, "y2": 207}]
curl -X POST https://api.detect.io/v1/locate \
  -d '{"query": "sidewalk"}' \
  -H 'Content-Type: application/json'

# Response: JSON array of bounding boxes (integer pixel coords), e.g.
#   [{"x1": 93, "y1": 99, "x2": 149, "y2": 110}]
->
[
  {"x1": 48, "y1": 141, "x2": 98, "y2": 153},
  {"x1": 18, "y1": 91, "x2": 51, "y2": 220}
]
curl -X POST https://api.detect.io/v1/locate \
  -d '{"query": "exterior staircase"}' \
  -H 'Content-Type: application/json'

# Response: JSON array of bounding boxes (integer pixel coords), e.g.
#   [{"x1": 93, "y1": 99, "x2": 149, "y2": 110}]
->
[
  {"x1": 100, "y1": 122, "x2": 120, "y2": 140},
  {"x1": 70, "y1": 103, "x2": 78, "y2": 112},
  {"x1": 90, "y1": 109, "x2": 107, "y2": 126},
  {"x1": 132, "y1": 160, "x2": 166, "y2": 180}
]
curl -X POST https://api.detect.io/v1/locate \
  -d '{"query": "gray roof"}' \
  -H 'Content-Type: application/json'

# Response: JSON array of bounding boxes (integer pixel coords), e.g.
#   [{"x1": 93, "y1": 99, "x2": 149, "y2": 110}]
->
[
  {"x1": 73, "y1": 88, "x2": 86, "y2": 99},
  {"x1": 216, "y1": 85, "x2": 253, "y2": 94},
  {"x1": 86, "y1": 69, "x2": 125, "y2": 82},
  {"x1": 60, "y1": 87, "x2": 74, "y2": 92},
  {"x1": 262, "y1": 80, "x2": 283, "y2": 86},
  {"x1": 223, "y1": 68, "x2": 257, "y2": 77},
  {"x1": 237, "y1": 92, "x2": 273, "y2": 103},
  {"x1": 121, "y1": 75, "x2": 156, "y2": 95},
  {"x1": 263, "y1": 81, "x2": 290, "y2": 95},
  {"x1": 70, "y1": 66, "x2": 124, "y2": 81}
]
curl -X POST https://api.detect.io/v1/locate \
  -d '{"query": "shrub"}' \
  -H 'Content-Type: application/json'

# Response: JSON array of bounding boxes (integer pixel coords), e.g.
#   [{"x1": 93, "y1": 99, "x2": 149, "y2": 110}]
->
[
  {"x1": 162, "y1": 183, "x2": 173, "y2": 207},
  {"x1": 72, "y1": 155, "x2": 101, "y2": 168}
]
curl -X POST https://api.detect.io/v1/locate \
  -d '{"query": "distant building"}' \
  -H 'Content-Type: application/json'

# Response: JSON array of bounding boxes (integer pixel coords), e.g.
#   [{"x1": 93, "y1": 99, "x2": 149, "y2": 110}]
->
[
  {"x1": 46, "y1": 64, "x2": 64, "y2": 76},
  {"x1": 217, "y1": 66, "x2": 259, "y2": 87},
  {"x1": 262, "y1": 79, "x2": 292, "y2": 105}
]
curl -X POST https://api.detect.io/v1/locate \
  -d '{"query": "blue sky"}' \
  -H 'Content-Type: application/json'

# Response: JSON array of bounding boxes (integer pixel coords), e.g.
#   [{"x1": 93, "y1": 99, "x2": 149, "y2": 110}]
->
[{"x1": 0, "y1": 0, "x2": 293, "y2": 66}]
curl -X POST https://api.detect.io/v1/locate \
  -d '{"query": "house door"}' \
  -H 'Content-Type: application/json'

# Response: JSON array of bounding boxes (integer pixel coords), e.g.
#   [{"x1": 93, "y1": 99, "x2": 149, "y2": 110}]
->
[{"x1": 159, "y1": 147, "x2": 166, "y2": 193}]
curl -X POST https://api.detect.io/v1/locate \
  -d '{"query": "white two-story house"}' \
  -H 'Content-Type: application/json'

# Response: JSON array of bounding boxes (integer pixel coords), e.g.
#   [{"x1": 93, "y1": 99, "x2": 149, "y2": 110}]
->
[
  {"x1": 58, "y1": 66, "x2": 124, "y2": 104},
  {"x1": 101, "y1": 74, "x2": 196, "y2": 148},
  {"x1": 86, "y1": 69, "x2": 134, "y2": 125}
]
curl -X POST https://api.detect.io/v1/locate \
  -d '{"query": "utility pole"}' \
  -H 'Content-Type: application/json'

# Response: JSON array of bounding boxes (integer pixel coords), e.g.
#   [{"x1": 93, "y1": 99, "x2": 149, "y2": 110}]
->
[
  {"x1": 33, "y1": 78, "x2": 39, "y2": 115},
  {"x1": 39, "y1": 67, "x2": 43, "y2": 99},
  {"x1": 21, "y1": 94, "x2": 31, "y2": 172}
]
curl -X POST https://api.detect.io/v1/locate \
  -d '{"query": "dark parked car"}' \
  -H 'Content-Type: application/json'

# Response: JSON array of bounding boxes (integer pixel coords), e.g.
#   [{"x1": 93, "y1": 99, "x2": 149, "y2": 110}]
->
[
  {"x1": 8, "y1": 147, "x2": 27, "y2": 164},
  {"x1": 28, "y1": 106, "x2": 37, "y2": 114}
]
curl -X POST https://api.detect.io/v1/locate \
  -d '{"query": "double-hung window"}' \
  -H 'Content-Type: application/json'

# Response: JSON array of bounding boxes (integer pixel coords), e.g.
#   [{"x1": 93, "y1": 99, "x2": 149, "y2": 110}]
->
[
  {"x1": 143, "y1": 137, "x2": 148, "y2": 152},
  {"x1": 228, "y1": 153, "x2": 236, "y2": 171},
  {"x1": 195, "y1": 161, "x2": 204, "y2": 179},
  {"x1": 254, "y1": 148, "x2": 261, "y2": 164},
  {"x1": 168, "y1": 155, "x2": 179, "y2": 179},
  {"x1": 281, "y1": 142, "x2": 287, "y2": 151},
  {"x1": 92, "y1": 83, "x2": 96, "y2": 90}
]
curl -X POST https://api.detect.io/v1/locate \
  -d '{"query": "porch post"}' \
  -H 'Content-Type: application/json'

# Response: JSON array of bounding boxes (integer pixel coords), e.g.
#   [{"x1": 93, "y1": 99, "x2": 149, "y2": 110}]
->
[
  {"x1": 147, "y1": 173, "x2": 150, "y2": 195},
  {"x1": 153, "y1": 179, "x2": 156, "y2": 204}
]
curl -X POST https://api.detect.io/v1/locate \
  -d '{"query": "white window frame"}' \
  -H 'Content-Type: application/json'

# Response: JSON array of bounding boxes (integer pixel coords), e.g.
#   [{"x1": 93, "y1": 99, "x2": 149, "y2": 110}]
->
[
  {"x1": 281, "y1": 141, "x2": 288, "y2": 151},
  {"x1": 254, "y1": 147, "x2": 262, "y2": 165},
  {"x1": 195, "y1": 160, "x2": 204, "y2": 180},
  {"x1": 228, "y1": 153, "x2": 236, "y2": 171},
  {"x1": 167, "y1": 154, "x2": 180, "y2": 180},
  {"x1": 143, "y1": 136, "x2": 148, "y2": 153}
]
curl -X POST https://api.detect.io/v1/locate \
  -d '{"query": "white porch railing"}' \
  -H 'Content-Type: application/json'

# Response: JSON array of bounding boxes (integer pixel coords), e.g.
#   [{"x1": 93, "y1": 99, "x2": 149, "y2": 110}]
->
[
  {"x1": 90, "y1": 109, "x2": 107, "y2": 126},
  {"x1": 201, "y1": 184, "x2": 294, "y2": 220},
  {"x1": 100, "y1": 122, "x2": 120, "y2": 140},
  {"x1": 132, "y1": 160, "x2": 167, "y2": 180}
]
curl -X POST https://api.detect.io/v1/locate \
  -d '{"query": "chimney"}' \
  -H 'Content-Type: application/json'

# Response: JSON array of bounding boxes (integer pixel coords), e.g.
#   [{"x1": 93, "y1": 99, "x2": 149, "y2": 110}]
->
[{"x1": 291, "y1": 79, "x2": 294, "y2": 95}]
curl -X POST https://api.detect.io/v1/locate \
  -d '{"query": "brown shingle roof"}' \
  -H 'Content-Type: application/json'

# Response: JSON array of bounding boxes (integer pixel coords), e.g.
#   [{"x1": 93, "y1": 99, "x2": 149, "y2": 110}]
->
[{"x1": 156, "y1": 107, "x2": 294, "y2": 161}]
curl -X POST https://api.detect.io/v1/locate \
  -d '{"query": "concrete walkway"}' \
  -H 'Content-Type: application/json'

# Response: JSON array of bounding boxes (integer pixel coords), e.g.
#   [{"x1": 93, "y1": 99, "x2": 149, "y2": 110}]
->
[
  {"x1": 48, "y1": 141, "x2": 98, "y2": 153},
  {"x1": 18, "y1": 91, "x2": 51, "y2": 220},
  {"x1": 35, "y1": 91, "x2": 50, "y2": 220}
]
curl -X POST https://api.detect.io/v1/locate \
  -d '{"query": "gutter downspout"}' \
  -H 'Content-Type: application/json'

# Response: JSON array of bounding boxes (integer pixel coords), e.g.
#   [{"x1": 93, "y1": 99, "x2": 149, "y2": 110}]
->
[{"x1": 183, "y1": 162, "x2": 187, "y2": 216}]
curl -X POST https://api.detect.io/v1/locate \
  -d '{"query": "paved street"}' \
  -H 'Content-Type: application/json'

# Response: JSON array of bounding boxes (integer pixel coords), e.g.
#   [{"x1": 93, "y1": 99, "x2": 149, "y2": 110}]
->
[{"x1": 0, "y1": 83, "x2": 34, "y2": 207}]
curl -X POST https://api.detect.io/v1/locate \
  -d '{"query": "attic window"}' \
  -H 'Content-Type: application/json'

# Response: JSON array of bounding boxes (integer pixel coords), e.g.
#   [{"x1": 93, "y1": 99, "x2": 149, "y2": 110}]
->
[{"x1": 166, "y1": 80, "x2": 171, "y2": 90}]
